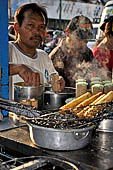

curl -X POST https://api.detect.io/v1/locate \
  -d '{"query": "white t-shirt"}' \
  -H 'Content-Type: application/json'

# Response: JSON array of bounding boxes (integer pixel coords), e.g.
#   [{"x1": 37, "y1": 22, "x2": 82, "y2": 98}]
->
[{"x1": 9, "y1": 42, "x2": 57, "y2": 99}]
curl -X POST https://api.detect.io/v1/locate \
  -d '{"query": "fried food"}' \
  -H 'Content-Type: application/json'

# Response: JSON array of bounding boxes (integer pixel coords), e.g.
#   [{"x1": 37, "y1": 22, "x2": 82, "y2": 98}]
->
[
  {"x1": 20, "y1": 98, "x2": 38, "y2": 108},
  {"x1": 104, "y1": 83, "x2": 113, "y2": 94},
  {"x1": 76, "y1": 82, "x2": 88, "y2": 97},
  {"x1": 83, "y1": 91, "x2": 113, "y2": 118},
  {"x1": 76, "y1": 93, "x2": 105, "y2": 118},
  {"x1": 59, "y1": 92, "x2": 91, "y2": 112},
  {"x1": 91, "y1": 84, "x2": 104, "y2": 95},
  {"x1": 30, "y1": 98, "x2": 38, "y2": 108},
  {"x1": 20, "y1": 99, "x2": 32, "y2": 106},
  {"x1": 72, "y1": 92, "x2": 102, "y2": 115}
]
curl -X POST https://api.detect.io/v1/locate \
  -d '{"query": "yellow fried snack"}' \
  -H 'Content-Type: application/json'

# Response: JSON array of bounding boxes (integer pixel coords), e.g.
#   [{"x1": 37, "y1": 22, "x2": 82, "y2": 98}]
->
[
  {"x1": 72, "y1": 92, "x2": 102, "y2": 114},
  {"x1": 76, "y1": 94, "x2": 106, "y2": 118},
  {"x1": 83, "y1": 91, "x2": 113, "y2": 118},
  {"x1": 59, "y1": 92, "x2": 91, "y2": 112}
]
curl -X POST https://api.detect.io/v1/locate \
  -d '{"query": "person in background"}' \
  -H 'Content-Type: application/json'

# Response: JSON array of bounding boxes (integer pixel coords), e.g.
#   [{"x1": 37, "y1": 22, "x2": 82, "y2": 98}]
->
[
  {"x1": 9, "y1": 3, "x2": 65, "y2": 99},
  {"x1": 51, "y1": 31, "x2": 65, "y2": 49},
  {"x1": 93, "y1": 16, "x2": 113, "y2": 77},
  {"x1": 44, "y1": 31, "x2": 65, "y2": 54},
  {"x1": 49, "y1": 15, "x2": 94, "y2": 87},
  {"x1": 95, "y1": 1, "x2": 113, "y2": 47}
]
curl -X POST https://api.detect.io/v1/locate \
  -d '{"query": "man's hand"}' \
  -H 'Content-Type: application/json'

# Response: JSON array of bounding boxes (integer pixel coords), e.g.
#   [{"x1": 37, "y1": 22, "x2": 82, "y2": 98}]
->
[
  {"x1": 9, "y1": 64, "x2": 40, "y2": 86},
  {"x1": 51, "y1": 74, "x2": 65, "y2": 93},
  {"x1": 59, "y1": 77, "x2": 65, "y2": 92}
]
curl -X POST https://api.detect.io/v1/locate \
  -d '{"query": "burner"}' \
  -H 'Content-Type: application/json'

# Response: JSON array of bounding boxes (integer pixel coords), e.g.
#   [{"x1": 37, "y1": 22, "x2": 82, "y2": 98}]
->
[
  {"x1": 0, "y1": 155, "x2": 80, "y2": 170},
  {"x1": 0, "y1": 144, "x2": 81, "y2": 170}
]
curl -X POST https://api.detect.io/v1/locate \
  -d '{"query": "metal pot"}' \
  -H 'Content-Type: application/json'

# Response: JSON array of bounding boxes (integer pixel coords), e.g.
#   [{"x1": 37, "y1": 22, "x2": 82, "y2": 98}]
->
[
  {"x1": 43, "y1": 86, "x2": 75, "y2": 110},
  {"x1": 14, "y1": 82, "x2": 45, "y2": 110},
  {"x1": 27, "y1": 121, "x2": 95, "y2": 151},
  {"x1": 97, "y1": 119, "x2": 113, "y2": 132}
]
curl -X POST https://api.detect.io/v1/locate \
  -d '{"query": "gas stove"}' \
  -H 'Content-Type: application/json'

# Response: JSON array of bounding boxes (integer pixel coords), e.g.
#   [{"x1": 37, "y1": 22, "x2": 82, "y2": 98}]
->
[
  {"x1": 0, "y1": 156, "x2": 80, "y2": 170},
  {"x1": 0, "y1": 145, "x2": 84, "y2": 170}
]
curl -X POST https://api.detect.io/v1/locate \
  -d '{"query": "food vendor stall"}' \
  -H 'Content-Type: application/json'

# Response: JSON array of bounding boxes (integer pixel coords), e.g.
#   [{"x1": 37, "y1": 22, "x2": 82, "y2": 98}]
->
[{"x1": 0, "y1": 1, "x2": 113, "y2": 170}]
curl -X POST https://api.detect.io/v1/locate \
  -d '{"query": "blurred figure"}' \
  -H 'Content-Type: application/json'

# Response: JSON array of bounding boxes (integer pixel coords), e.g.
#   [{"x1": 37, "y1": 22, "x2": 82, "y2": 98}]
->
[
  {"x1": 93, "y1": 16, "x2": 113, "y2": 76},
  {"x1": 44, "y1": 31, "x2": 65, "y2": 54},
  {"x1": 96, "y1": 0, "x2": 113, "y2": 47},
  {"x1": 49, "y1": 15, "x2": 94, "y2": 87},
  {"x1": 52, "y1": 31, "x2": 65, "y2": 46}
]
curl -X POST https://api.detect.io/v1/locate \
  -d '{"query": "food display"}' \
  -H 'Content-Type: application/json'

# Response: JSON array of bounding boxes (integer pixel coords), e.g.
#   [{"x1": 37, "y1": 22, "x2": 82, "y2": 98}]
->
[
  {"x1": 90, "y1": 81, "x2": 103, "y2": 86},
  {"x1": 76, "y1": 79, "x2": 87, "y2": 83},
  {"x1": 59, "y1": 77, "x2": 113, "y2": 119},
  {"x1": 102, "y1": 80, "x2": 112, "y2": 85},
  {"x1": 91, "y1": 84, "x2": 104, "y2": 95},
  {"x1": 72, "y1": 92, "x2": 102, "y2": 114},
  {"x1": 59, "y1": 88, "x2": 113, "y2": 119},
  {"x1": 91, "y1": 77, "x2": 102, "y2": 82},
  {"x1": 104, "y1": 83, "x2": 113, "y2": 94},
  {"x1": 82, "y1": 91, "x2": 113, "y2": 118},
  {"x1": 20, "y1": 98, "x2": 38, "y2": 108},
  {"x1": 76, "y1": 93, "x2": 106, "y2": 118},
  {"x1": 76, "y1": 82, "x2": 88, "y2": 97},
  {"x1": 14, "y1": 82, "x2": 45, "y2": 110},
  {"x1": 59, "y1": 92, "x2": 91, "y2": 111}
]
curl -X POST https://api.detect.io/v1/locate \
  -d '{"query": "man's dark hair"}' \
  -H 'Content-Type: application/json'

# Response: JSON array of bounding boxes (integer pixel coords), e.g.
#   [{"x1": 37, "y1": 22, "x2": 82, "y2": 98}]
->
[{"x1": 14, "y1": 3, "x2": 48, "y2": 27}]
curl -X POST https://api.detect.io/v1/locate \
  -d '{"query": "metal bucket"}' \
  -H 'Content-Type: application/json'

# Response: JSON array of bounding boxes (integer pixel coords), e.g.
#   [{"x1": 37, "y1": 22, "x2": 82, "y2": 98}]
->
[{"x1": 14, "y1": 82, "x2": 45, "y2": 110}]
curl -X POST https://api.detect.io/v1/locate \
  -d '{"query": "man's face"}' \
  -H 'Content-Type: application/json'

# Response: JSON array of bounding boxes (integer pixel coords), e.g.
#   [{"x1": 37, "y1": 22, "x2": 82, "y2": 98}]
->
[{"x1": 16, "y1": 10, "x2": 46, "y2": 49}]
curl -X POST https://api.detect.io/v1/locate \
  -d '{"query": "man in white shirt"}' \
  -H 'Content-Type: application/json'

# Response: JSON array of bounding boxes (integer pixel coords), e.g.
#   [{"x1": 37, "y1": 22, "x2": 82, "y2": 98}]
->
[{"x1": 9, "y1": 3, "x2": 65, "y2": 99}]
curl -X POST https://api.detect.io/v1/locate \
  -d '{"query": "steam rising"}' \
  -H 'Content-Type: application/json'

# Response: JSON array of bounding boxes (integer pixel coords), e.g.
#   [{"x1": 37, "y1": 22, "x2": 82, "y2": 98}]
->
[{"x1": 73, "y1": 59, "x2": 111, "y2": 81}]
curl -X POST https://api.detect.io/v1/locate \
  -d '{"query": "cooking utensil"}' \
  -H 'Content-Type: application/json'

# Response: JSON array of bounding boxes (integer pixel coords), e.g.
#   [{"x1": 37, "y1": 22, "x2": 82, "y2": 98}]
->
[
  {"x1": 43, "y1": 86, "x2": 75, "y2": 110},
  {"x1": 14, "y1": 82, "x2": 45, "y2": 110},
  {"x1": 97, "y1": 101, "x2": 113, "y2": 132},
  {"x1": 1, "y1": 155, "x2": 79, "y2": 170},
  {"x1": 27, "y1": 120, "x2": 95, "y2": 151},
  {"x1": 26, "y1": 102, "x2": 113, "y2": 150},
  {"x1": 97, "y1": 119, "x2": 113, "y2": 132}
]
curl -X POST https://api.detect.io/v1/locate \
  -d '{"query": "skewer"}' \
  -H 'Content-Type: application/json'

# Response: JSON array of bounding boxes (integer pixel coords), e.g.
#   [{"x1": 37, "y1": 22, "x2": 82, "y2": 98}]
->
[
  {"x1": 25, "y1": 112, "x2": 58, "y2": 120},
  {"x1": 0, "y1": 102, "x2": 41, "y2": 118}
]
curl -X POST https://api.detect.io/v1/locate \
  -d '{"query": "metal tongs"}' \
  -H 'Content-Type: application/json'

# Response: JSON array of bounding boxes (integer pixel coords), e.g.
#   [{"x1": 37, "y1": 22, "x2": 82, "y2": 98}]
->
[{"x1": 0, "y1": 97, "x2": 42, "y2": 118}]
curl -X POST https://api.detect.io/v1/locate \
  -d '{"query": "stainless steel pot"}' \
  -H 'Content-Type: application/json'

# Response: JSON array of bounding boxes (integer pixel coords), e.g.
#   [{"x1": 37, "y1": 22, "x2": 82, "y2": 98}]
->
[
  {"x1": 14, "y1": 82, "x2": 45, "y2": 110},
  {"x1": 27, "y1": 121, "x2": 95, "y2": 151},
  {"x1": 97, "y1": 119, "x2": 113, "y2": 132},
  {"x1": 43, "y1": 86, "x2": 75, "y2": 110}
]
